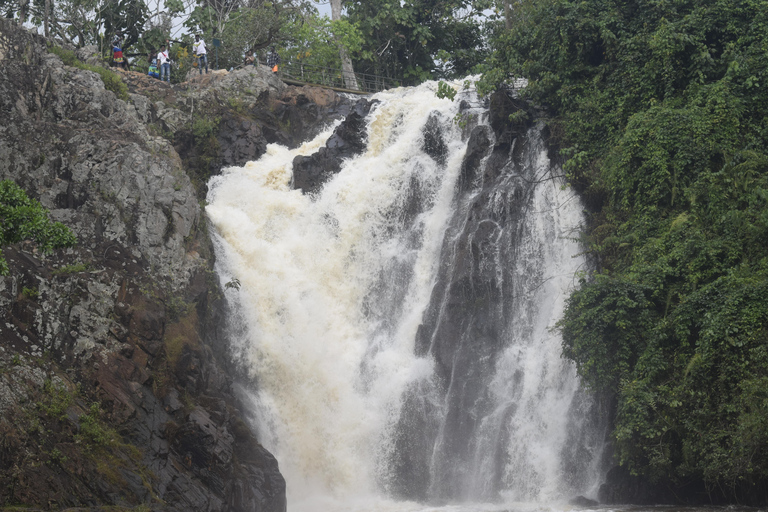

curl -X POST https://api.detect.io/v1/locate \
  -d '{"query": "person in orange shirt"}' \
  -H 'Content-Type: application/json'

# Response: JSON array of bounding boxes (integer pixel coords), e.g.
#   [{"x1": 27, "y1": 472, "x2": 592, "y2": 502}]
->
[{"x1": 267, "y1": 46, "x2": 280, "y2": 73}]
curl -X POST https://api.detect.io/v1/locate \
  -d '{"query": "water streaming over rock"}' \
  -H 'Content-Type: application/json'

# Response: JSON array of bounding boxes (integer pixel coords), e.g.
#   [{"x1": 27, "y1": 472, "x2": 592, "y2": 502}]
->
[{"x1": 206, "y1": 80, "x2": 606, "y2": 511}]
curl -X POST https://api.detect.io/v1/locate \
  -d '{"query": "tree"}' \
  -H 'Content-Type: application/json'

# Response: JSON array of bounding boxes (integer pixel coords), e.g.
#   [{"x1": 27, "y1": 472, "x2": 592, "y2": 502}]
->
[
  {"x1": 274, "y1": 10, "x2": 366, "y2": 85},
  {"x1": 183, "y1": 0, "x2": 310, "y2": 70},
  {"x1": 101, "y1": 0, "x2": 149, "y2": 49},
  {"x1": 0, "y1": 180, "x2": 76, "y2": 276},
  {"x1": 329, "y1": 0, "x2": 358, "y2": 89},
  {"x1": 3, "y1": 0, "x2": 149, "y2": 55},
  {"x1": 346, "y1": 0, "x2": 489, "y2": 84}
]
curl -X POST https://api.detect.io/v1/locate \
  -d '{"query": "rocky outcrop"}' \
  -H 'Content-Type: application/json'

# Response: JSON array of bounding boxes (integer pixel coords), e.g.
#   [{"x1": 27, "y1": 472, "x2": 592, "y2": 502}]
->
[
  {"x1": 0, "y1": 17, "x2": 300, "y2": 511},
  {"x1": 292, "y1": 98, "x2": 378, "y2": 194}
]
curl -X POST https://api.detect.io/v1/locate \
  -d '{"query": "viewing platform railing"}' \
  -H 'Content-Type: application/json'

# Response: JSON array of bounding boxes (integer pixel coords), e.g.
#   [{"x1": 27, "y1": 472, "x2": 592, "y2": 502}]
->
[{"x1": 276, "y1": 61, "x2": 400, "y2": 94}]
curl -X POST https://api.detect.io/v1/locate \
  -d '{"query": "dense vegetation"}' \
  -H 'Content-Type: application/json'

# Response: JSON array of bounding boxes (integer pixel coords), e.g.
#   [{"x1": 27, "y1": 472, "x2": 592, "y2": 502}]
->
[
  {"x1": 479, "y1": 0, "x2": 768, "y2": 500},
  {"x1": 5, "y1": 0, "x2": 496, "y2": 84},
  {"x1": 0, "y1": 180, "x2": 77, "y2": 275},
  {"x1": 345, "y1": 0, "x2": 491, "y2": 83}
]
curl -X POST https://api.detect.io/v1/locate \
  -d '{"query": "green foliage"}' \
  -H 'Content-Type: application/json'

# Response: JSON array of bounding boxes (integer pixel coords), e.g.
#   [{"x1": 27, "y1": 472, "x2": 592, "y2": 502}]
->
[
  {"x1": 277, "y1": 13, "x2": 367, "y2": 77},
  {"x1": 191, "y1": 116, "x2": 219, "y2": 140},
  {"x1": 101, "y1": 0, "x2": 149, "y2": 48},
  {"x1": 181, "y1": 0, "x2": 311, "y2": 71},
  {"x1": 37, "y1": 379, "x2": 75, "y2": 420},
  {"x1": 560, "y1": 274, "x2": 658, "y2": 390},
  {"x1": 169, "y1": 43, "x2": 192, "y2": 84},
  {"x1": 78, "y1": 403, "x2": 119, "y2": 449},
  {"x1": 8, "y1": 0, "x2": 147, "y2": 53},
  {"x1": 48, "y1": 447, "x2": 69, "y2": 464},
  {"x1": 0, "y1": 180, "x2": 77, "y2": 276},
  {"x1": 21, "y1": 286, "x2": 38, "y2": 300},
  {"x1": 436, "y1": 81, "x2": 457, "y2": 101},
  {"x1": 164, "y1": 293, "x2": 191, "y2": 322},
  {"x1": 347, "y1": 0, "x2": 490, "y2": 83},
  {"x1": 47, "y1": 45, "x2": 130, "y2": 101},
  {"x1": 488, "y1": 0, "x2": 768, "y2": 495}
]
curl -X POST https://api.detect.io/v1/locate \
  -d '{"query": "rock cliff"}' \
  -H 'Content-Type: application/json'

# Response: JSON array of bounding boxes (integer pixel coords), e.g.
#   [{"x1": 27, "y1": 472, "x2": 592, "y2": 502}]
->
[{"x1": 0, "y1": 18, "x2": 355, "y2": 511}]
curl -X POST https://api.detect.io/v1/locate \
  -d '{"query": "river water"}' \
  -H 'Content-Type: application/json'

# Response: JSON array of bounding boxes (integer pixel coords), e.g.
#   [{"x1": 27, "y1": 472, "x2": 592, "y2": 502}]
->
[{"x1": 207, "y1": 80, "x2": 607, "y2": 510}]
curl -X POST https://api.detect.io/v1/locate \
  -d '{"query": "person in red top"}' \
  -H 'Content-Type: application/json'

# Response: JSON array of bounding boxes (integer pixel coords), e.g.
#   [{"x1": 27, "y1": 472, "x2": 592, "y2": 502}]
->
[
  {"x1": 112, "y1": 45, "x2": 125, "y2": 68},
  {"x1": 112, "y1": 33, "x2": 126, "y2": 69}
]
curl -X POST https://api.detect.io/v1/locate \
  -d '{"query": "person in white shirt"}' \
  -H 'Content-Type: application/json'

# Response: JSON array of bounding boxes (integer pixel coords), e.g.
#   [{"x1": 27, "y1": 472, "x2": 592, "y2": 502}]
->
[
  {"x1": 193, "y1": 35, "x2": 208, "y2": 74},
  {"x1": 157, "y1": 45, "x2": 171, "y2": 83}
]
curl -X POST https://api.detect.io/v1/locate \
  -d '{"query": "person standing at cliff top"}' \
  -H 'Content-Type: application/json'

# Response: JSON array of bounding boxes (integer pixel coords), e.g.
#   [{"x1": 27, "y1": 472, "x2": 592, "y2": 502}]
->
[
  {"x1": 267, "y1": 46, "x2": 280, "y2": 73},
  {"x1": 112, "y1": 41, "x2": 126, "y2": 69},
  {"x1": 193, "y1": 35, "x2": 209, "y2": 74},
  {"x1": 111, "y1": 32, "x2": 127, "y2": 69},
  {"x1": 157, "y1": 45, "x2": 171, "y2": 83},
  {"x1": 244, "y1": 50, "x2": 255, "y2": 67}
]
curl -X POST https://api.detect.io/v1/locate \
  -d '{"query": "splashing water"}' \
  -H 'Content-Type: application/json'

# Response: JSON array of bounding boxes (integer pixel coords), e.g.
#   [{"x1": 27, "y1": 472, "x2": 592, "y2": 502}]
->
[{"x1": 206, "y1": 80, "x2": 605, "y2": 511}]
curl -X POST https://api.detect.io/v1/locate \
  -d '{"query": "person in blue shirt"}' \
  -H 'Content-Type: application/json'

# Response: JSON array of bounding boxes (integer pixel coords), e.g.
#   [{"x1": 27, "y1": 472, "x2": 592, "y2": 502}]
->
[{"x1": 148, "y1": 52, "x2": 159, "y2": 79}]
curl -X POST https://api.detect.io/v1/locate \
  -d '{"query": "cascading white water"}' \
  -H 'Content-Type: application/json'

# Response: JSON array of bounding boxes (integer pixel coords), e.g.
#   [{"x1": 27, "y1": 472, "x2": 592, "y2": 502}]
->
[{"x1": 206, "y1": 80, "x2": 603, "y2": 511}]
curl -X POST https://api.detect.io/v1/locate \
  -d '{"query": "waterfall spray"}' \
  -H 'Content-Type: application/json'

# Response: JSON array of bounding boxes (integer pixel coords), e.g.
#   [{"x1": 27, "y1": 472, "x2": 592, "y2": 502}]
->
[{"x1": 207, "y1": 80, "x2": 605, "y2": 511}]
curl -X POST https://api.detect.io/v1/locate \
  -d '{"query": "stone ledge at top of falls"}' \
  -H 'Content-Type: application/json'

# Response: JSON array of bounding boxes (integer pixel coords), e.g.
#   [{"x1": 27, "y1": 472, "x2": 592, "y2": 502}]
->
[{"x1": 0, "y1": 17, "x2": 371, "y2": 512}]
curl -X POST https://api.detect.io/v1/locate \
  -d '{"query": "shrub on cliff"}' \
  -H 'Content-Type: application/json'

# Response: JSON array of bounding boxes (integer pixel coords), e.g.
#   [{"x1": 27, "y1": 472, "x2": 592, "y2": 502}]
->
[{"x1": 0, "y1": 180, "x2": 77, "y2": 275}]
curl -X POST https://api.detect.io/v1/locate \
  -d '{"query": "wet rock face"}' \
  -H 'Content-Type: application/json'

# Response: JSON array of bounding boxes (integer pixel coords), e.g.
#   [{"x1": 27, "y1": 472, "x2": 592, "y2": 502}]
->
[
  {"x1": 274, "y1": 86, "x2": 359, "y2": 146},
  {"x1": 291, "y1": 98, "x2": 378, "y2": 194},
  {"x1": 0, "y1": 17, "x2": 285, "y2": 512},
  {"x1": 218, "y1": 116, "x2": 268, "y2": 168},
  {"x1": 422, "y1": 112, "x2": 449, "y2": 166}
]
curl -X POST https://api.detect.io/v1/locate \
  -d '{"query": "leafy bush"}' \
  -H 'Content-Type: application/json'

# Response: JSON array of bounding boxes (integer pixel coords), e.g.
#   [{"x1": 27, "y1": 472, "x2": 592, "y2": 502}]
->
[
  {"x1": 0, "y1": 180, "x2": 77, "y2": 275},
  {"x1": 485, "y1": 0, "x2": 768, "y2": 496},
  {"x1": 78, "y1": 403, "x2": 118, "y2": 449}
]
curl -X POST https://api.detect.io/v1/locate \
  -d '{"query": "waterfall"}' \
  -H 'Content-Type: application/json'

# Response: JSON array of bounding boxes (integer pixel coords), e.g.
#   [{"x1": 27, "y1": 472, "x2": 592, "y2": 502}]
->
[{"x1": 206, "y1": 80, "x2": 605, "y2": 511}]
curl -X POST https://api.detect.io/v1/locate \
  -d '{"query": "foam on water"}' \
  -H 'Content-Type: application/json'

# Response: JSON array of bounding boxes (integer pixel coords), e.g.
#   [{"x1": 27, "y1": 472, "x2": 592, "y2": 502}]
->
[{"x1": 206, "y1": 79, "x2": 603, "y2": 508}]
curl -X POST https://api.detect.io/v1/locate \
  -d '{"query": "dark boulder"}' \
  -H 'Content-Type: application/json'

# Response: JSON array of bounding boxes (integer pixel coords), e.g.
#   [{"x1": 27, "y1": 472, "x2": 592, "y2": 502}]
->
[
  {"x1": 292, "y1": 98, "x2": 378, "y2": 194},
  {"x1": 217, "y1": 116, "x2": 268, "y2": 168},
  {"x1": 569, "y1": 495, "x2": 599, "y2": 507}
]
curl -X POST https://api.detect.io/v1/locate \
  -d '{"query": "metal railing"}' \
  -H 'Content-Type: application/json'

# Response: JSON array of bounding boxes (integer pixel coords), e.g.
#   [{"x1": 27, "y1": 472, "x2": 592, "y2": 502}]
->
[{"x1": 276, "y1": 60, "x2": 400, "y2": 94}]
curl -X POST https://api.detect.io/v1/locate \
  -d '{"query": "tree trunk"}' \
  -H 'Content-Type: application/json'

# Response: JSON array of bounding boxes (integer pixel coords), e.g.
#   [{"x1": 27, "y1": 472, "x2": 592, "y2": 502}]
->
[
  {"x1": 504, "y1": 0, "x2": 512, "y2": 30},
  {"x1": 330, "y1": 0, "x2": 359, "y2": 90},
  {"x1": 44, "y1": 0, "x2": 50, "y2": 37}
]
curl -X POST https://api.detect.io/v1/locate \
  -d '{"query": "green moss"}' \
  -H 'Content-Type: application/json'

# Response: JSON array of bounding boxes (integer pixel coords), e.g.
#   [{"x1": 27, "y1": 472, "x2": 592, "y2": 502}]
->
[
  {"x1": 52, "y1": 262, "x2": 91, "y2": 275},
  {"x1": 76, "y1": 403, "x2": 155, "y2": 497}
]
